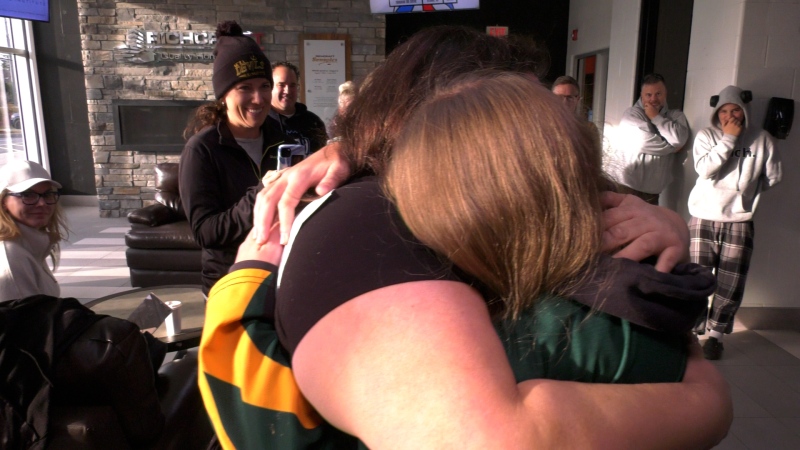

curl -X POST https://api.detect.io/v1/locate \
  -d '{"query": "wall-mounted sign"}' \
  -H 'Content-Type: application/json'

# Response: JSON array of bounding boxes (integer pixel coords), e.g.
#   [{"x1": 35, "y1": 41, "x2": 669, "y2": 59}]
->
[
  {"x1": 300, "y1": 34, "x2": 351, "y2": 127},
  {"x1": 486, "y1": 26, "x2": 509, "y2": 37},
  {"x1": 113, "y1": 29, "x2": 284, "y2": 65},
  {"x1": 115, "y1": 30, "x2": 218, "y2": 64}
]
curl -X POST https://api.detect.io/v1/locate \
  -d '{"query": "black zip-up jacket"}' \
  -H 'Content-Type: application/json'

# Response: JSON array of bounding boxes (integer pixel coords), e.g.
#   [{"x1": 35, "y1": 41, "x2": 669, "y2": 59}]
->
[
  {"x1": 179, "y1": 120, "x2": 294, "y2": 293},
  {"x1": 267, "y1": 102, "x2": 328, "y2": 154}
]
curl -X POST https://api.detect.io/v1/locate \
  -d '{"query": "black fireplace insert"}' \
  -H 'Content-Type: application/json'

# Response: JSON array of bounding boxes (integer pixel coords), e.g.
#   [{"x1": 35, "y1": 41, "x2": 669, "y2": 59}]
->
[{"x1": 113, "y1": 99, "x2": 207, "y2": 152}]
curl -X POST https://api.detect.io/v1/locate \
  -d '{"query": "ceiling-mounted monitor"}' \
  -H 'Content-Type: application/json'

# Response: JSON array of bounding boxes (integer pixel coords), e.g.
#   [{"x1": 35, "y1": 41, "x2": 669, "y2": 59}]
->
[
  {"x1": 0, "y1": 0, "x2": 50, "y2": 22},
  {"x1": 370, "y1": 0, "x2": 479, "y2": 14}
]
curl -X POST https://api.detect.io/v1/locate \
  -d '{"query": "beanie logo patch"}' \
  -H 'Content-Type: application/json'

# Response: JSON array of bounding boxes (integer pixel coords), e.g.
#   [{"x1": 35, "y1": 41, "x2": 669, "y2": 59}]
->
[{"x1": 234, "y1": 56, "x2": 267, "y2": 79}]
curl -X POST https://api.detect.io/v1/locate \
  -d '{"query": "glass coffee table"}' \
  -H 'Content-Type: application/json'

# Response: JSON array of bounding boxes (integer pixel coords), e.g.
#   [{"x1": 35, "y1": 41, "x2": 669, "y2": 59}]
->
[{"x1": 84, "y1": 285, "x2": 205, "y2": 352}]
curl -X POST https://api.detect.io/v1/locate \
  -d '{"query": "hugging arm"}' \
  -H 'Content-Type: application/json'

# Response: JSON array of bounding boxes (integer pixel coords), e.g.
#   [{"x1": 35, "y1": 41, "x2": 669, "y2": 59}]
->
[
  {"x1": 253, "y1": 142, "x2": 349, "y2": 244},
  {"x1": 601, "y1": 191, "x2": 689, "y2": 272},
  {"x1": 292, "y1": 280, "x2": 732, "y2": 449},
  {"x1": 251, "y1": 145, "x2": 688, "y2": 272}
]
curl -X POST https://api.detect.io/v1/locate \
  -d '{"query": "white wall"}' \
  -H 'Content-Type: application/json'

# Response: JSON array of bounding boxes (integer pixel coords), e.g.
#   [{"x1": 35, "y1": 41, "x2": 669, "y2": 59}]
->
[
  {"x1": 565, "y1": 0, "x2": 613, "y2": 67},
  {"x1": 568, "y1": 0, "x2": 800, "y2": 309},
  {"x1": 566, "y1": 0, "x2": 640, "y2": 125},
  {"x1": 671, "y1": 0, "x2": 745, "y2": 214}
]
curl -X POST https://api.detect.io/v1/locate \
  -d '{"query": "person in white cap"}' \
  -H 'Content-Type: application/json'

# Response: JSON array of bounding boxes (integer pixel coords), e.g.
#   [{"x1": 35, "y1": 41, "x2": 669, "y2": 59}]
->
[{"x1": 0, "y1": 160, "x2": 68, "y2": 300}]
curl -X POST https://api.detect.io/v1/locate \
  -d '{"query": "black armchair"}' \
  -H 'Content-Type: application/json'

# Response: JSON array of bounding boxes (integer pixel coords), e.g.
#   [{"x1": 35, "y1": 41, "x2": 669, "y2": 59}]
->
[{"x1": 125, "y1": 163, "x2": 202, "y2": 287}]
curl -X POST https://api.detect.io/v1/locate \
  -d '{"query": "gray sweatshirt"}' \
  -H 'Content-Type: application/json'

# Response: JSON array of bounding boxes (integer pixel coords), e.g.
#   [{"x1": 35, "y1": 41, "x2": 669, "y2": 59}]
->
[
  {"x1": 606, "y1": 99, "x2": 690, "y2": 194},
  {"x1": 688, "y1": 85, "x2": 782, "y2": 222}
]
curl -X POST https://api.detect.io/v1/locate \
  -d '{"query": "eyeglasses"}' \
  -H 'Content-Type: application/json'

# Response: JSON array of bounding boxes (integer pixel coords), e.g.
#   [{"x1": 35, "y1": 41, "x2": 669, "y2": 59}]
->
[
  {"x1": 7, "y1": 191, "x2": 61, "y2": 205},
  {"x1": 558, "y1": 94, "x2": 580, "y2": 101}
]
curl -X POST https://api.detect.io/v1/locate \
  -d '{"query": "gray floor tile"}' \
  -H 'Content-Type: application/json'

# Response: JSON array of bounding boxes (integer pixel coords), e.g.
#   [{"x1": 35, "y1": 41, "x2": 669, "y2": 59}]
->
[
  {"x1": 763, "y1": 365, "x2": 800, "y2": 395},
  {"x1": 728, "y1": 417, "x2": 800, "y2": 450},
  {"x1": 726, "y1": 331, "x2": 800, "y2": 366},
  {"x1": 726, "y1": 382, "x2": 771, "y2": 418},
  {"x1": 713, "y1": 432, "x2": 748, "y2": 450},
  {"x1": 717, "y1": 365, "x2": 800, "y2": 418},
  {"x1": 758, "y1": 330, "x2": 800, "y2": 360}
]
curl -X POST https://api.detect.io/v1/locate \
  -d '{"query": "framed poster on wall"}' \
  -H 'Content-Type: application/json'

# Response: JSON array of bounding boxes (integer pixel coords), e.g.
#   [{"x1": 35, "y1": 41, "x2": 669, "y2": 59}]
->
[{"x1": 300, "y1": 34, "x2": 351, "y2": 128}]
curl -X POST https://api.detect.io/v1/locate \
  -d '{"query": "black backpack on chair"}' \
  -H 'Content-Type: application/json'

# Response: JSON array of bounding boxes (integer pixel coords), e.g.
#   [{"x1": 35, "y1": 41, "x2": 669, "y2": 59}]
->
[{"x1": 0, "y1": 296, "x2": 104, "y2": 449}]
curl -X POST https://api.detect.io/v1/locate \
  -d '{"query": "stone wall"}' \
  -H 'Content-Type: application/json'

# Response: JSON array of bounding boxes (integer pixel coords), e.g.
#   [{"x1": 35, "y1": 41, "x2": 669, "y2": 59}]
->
[{"x1": 77, "y1": 0, "x2": 385, "y2": 217}]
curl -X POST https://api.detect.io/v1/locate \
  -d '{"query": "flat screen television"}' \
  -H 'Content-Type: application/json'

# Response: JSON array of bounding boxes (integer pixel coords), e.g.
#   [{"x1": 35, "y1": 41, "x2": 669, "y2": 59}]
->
[
  {"x1": 370, "y1": 0, "x2": 479, "y2": 14},
  {"x1": 0, "y1": 0, "x2": 50, "y2": 22}
]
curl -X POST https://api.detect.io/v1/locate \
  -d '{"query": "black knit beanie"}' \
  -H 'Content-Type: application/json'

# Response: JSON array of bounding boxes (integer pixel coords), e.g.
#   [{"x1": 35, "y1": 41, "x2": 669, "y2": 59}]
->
[{"x1": 212, "y1": 21, "x2": 271, "y2": 99}]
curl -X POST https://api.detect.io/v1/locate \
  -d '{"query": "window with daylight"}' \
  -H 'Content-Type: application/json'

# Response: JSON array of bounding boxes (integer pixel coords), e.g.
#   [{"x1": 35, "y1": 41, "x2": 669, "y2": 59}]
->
[{"x1": 1, "y1": 17, "x2": 47, "y2": 170}]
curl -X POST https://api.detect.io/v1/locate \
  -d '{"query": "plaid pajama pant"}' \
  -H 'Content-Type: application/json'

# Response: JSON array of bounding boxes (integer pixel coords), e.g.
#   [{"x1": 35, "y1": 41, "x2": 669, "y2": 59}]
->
[{"x1": 689, "y1": 217, "x2": 754, "y2": 334}]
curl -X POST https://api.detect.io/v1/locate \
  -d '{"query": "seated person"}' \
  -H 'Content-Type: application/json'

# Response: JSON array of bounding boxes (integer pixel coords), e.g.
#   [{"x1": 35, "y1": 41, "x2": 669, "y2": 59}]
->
[{"x1": 0, "y1": 160, "x2": 68, "y2": 301}]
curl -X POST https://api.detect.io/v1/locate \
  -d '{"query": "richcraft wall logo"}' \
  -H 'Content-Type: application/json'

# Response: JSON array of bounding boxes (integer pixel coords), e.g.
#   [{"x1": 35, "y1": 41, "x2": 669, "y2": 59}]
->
[{"x1": 115, "y1": 29, "x2": 219, "y2": 64}]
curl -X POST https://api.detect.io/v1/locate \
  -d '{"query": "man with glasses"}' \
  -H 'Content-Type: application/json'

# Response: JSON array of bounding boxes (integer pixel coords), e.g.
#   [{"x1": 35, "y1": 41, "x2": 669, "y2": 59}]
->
[
  {"x1": 552, "y1": 76, "x2": 582, "y2": 115},
  {"x1": 552, "y1": 76, "x2": 599, "y2": 143},
  {"x1": 607, "y1": 73, "x2": 689, "y2": 205},
  {"x1": 0, "y1": 160, "x2": 67, "y2": 300}
]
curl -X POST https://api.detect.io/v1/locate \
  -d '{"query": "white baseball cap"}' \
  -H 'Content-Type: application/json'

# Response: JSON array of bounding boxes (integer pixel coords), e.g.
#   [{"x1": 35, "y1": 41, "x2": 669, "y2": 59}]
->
[{"x1": 0, "y1": 160, "x2": 62, "y2": 193}]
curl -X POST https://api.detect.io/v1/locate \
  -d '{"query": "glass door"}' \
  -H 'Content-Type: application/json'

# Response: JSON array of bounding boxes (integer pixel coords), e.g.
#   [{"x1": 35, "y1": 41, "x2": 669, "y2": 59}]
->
[{"x1": 576, "y1": 50, "x2": 609, "y2": 136}]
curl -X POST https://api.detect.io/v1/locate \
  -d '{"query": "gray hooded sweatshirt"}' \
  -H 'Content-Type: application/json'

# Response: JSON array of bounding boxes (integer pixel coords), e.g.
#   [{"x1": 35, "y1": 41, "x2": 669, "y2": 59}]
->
[
  {"x1": 688, "y1": 85, "x2": 782, "y2": 222},
  {"x1": 606, "y1": 98, "x2": 690, "y2": 194}
]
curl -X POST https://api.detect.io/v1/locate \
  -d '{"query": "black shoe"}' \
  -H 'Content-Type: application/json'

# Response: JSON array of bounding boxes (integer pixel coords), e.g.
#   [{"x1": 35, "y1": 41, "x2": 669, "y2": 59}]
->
[{"x1": 703, "y1": 337, "x2": 724, "y2": 360}]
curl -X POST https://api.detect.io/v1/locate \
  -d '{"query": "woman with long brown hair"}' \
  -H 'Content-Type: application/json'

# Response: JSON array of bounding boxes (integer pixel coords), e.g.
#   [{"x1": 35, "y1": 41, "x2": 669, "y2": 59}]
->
[{"x1": 200, "y1": 27, "x2": 731, "y2": 449}]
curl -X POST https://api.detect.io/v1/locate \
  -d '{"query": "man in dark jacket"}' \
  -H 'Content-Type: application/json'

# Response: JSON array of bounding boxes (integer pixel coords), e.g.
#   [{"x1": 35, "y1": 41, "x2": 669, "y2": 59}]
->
[{"x1": 268, "y1": 61, "x2": 328, "y2": 154}]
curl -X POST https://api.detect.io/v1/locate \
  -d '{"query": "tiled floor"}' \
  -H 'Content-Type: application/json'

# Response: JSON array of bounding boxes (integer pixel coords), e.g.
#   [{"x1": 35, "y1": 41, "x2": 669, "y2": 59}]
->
[
  {"x1": 57, "y1": 204, "x2": 800, "y2": 449},
  {"x1": 56, "y1": 205, "x2": 132, "y2": 301}
]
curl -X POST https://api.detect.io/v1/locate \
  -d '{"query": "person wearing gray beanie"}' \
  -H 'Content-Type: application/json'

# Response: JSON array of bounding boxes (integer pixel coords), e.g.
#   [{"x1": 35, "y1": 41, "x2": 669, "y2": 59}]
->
[
  {"x1": 179, "y1": 21, "x2": 296, "y2": 294},
  {"x1": 688, "y1": 85, "x2": 783, "y2": 360}
]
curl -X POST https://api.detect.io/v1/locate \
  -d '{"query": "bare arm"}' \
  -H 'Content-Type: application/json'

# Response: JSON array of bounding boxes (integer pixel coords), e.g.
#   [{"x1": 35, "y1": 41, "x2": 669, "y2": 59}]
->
[
  {"x1": 253, "y1": 142, "x2": 349, "y2": 245},
  {"x1": 292, "y1": 280, "x2": 732, "y2": 449}
]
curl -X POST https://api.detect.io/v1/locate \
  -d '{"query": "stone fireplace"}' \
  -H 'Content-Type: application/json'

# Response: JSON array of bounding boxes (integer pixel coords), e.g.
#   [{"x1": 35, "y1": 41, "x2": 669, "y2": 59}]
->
[{"x1": 78, "y1": 0, "x2": 384, "y2": 217}]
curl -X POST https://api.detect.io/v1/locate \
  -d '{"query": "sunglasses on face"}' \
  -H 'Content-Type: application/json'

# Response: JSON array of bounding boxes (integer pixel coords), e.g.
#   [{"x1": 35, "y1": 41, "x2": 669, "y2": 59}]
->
[{"x1": 7, "y1": 191, "x2": 61, "y2": 205}]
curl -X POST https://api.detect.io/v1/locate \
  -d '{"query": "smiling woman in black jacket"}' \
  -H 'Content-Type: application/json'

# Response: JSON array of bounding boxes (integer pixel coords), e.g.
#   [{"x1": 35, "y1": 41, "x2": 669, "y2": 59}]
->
[{"x1": 179, "y1": 21, "x2": 293, "y2": 294}]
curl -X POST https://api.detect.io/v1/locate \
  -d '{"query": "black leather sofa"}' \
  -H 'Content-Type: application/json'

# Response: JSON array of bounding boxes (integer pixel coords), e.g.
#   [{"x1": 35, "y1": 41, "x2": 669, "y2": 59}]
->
[{"x1": 125, "y1": 163, "x2": 202, "y2": 287}]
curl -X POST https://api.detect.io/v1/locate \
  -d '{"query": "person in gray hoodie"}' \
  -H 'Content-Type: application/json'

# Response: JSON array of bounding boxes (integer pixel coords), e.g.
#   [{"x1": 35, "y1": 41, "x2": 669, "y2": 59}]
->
[
  {"x1": 688, "y1": 85, "x2": 782, "y2": 360},
  {"x1": 606, "y1": 73, "x2": 690, "y2": 205}
]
